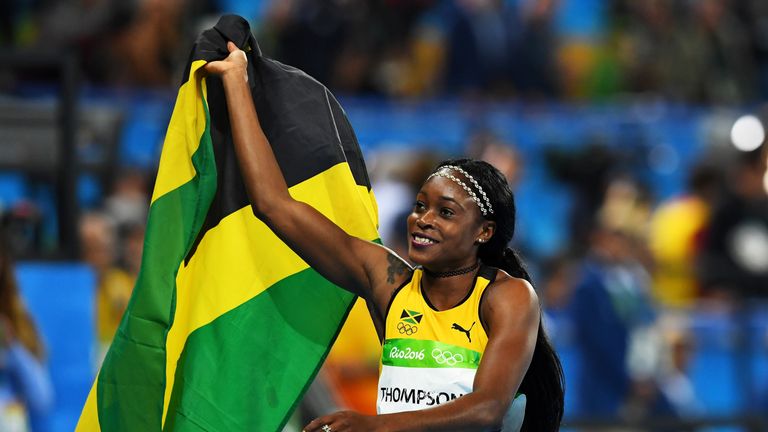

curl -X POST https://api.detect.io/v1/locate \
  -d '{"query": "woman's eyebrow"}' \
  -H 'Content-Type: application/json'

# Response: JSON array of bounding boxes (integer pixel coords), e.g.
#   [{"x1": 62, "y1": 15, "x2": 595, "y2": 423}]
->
[{"x1": 439, "y1": 195, "x2": 465, "y2": 209}]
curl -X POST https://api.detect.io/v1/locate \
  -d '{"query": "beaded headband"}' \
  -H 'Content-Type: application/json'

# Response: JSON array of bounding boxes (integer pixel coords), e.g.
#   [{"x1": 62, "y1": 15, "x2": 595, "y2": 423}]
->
[{"x1": 427, "y1": 165, "x2": 494, "y2": 216}]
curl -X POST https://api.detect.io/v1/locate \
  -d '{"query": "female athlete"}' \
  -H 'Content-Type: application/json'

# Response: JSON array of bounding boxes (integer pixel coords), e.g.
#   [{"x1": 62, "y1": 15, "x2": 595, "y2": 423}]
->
[{"x1": 206, "y1": 42, "x2": 564, "y2": 432}]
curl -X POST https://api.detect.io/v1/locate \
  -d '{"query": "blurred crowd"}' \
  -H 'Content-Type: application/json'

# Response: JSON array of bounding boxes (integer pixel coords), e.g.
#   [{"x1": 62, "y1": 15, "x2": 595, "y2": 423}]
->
[
  {"x1": 0, "y1": 168, "x2": 150, "y2": 431},
  {"x1": 1, "y1": 0, "x2": 768, "y2": 431},
  {"x1": 550, "y1": 144, "x2": 768, "y2": 421},
  {"x1": 2, "y1": 0, "x2": 768, "y2": 103}
]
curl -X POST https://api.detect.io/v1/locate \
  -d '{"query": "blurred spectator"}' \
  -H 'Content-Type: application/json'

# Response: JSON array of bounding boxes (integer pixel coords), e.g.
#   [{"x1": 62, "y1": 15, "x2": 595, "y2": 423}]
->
[
  {"x1": 568, "y1": 185, "x2": 659, "y2": 418},
  {"x1": 79, "y1": 213, "x2": 134, "y2": 361},
  {"x1": 0, "y1": 237, "x2": 53, "y2": 432},
  {"x1": 648, "y1": 162, "x2": 722, "y2": 308},
  {"x1": 569, "y1": 225, "x2": 633, "y2": 417},
  {"x1": 697, "y1": 146, "x2": 768, "y2": 299}
]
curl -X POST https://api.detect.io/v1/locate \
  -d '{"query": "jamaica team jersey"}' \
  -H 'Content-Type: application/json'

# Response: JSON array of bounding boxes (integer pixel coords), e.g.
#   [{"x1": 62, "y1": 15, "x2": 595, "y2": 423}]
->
[{"x1": 377, "y1": 265, "x2": 496, "y2": 414}]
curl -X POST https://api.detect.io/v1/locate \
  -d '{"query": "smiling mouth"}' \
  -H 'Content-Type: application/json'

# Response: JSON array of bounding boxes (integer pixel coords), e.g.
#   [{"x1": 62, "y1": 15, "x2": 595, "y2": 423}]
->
[{"x1": 412, "y1": 233, "x2": 438, "y2": 246}]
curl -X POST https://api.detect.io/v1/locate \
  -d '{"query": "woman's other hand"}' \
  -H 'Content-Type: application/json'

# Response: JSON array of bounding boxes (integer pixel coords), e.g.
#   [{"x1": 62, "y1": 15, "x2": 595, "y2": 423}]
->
[
  {"x1": 303, "y1": 410, "x2": 380, "y2": 432},
  {"x1": 204, "y1": 41, "x2": 248, "y2": 82}
]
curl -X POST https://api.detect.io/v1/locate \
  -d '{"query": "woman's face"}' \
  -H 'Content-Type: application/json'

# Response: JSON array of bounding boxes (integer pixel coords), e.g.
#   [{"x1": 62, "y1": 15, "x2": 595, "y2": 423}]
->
[{"x1": 406, "y1": 175, "x2": 491, "y2": 270}]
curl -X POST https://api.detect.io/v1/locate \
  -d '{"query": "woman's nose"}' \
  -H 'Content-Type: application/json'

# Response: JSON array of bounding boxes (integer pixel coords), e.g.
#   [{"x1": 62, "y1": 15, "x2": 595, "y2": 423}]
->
[{"x1": 416, "y1": 211, "x2": 434, "y2": 229}]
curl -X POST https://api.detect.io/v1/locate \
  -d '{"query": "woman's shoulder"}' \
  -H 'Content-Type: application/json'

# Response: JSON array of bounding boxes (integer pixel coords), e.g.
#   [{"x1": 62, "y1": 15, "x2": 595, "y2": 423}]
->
[
  {"x1": 479, "y1": 269, "x2": 540, "y2": 334},
  {"x1": 482, "y1": 269, "x2": 538, "y2": 312}
]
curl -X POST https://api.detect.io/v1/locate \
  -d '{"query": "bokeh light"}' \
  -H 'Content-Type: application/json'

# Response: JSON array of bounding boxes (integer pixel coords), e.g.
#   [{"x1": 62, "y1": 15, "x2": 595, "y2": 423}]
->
[{"x1": 730, "y1": 115, "x2": 765, "y2": 152}]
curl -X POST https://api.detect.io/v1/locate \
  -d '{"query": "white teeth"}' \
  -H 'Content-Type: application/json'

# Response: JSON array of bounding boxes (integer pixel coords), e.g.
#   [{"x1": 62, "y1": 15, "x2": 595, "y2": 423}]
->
[{"x1": 413, "y1": 235, "x2": 436, "y2": 245}]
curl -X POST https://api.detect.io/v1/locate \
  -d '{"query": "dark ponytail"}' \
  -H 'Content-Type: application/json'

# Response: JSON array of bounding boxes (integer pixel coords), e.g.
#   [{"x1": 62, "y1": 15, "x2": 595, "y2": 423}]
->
[
  {"x1": 436, "y1": 159, "x2": 565, "y2": 432},
  {"x1": 479, "y1": 247, "x2": 564, "y2": 432}
]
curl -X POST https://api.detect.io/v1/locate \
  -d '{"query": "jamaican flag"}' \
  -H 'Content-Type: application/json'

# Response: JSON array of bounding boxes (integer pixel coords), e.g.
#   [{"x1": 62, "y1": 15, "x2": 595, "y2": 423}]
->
[{"x1": 77, "y1": 15, "x2": 378, "y2": 431}]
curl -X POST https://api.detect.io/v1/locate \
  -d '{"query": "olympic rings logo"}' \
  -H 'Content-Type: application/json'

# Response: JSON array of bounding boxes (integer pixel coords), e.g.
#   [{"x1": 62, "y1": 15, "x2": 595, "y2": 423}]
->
[
  {"x1": 431, "y1": 348, "x2": 464, "y2": 366},
  {"x1": 397, "y1": 322, "x2": 418, "y2": 335}
]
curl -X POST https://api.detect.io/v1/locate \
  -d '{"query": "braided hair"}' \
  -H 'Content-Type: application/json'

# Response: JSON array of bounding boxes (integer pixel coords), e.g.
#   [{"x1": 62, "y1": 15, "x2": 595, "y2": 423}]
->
[{"x1": 434, "y1": 159, "x2": 565, "y2": 432}]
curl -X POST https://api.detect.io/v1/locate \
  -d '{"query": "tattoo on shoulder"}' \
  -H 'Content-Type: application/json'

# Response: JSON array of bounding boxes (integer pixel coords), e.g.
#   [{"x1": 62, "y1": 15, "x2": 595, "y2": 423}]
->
[{"x1": 386, "y1": 254, "x2": 409, "y2": 285}]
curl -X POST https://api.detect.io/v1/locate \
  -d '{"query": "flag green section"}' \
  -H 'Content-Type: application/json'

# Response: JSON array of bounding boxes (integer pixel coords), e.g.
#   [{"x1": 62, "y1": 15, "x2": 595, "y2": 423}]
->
[
  {"x1": 163, "y1": 268, "x2": 355, "y2": 431},
  {"x1": 98, "y1": 94, "x2": 216, "y2": 430},
  {"x1": 77, "y1": 61, "x2": 216, "y2": 431}
]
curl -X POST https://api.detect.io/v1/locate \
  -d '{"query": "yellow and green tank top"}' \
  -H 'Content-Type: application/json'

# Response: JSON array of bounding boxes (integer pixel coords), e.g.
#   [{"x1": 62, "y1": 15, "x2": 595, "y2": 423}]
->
[
  {"x1": 377, "y1": 265, "x2": 495, "y2": 413},
  {"x1": 377, "y1": 265, "x2": 527, "y2": 431}
]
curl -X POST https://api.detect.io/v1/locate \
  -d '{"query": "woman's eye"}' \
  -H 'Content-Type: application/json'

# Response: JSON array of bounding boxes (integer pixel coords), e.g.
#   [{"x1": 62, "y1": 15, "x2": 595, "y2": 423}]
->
[
  {"x1": 440, "y1": 208, "x2": 454, "y2": 217},
  {"x1": 414, "y1": 201, "x2": 426, "y2": 211}
]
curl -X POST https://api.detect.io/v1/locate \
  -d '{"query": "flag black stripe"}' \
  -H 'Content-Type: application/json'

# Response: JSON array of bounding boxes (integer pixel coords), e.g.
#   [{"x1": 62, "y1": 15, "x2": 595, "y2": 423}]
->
[{"x1": 184, "y1": 15, "x2": 372, "y2": 264}]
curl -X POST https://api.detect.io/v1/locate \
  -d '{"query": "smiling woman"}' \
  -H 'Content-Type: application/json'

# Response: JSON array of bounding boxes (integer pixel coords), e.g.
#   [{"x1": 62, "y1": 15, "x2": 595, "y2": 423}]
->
[{"x1": 206, "y1": 42, "x2": 564, "y2": 432}]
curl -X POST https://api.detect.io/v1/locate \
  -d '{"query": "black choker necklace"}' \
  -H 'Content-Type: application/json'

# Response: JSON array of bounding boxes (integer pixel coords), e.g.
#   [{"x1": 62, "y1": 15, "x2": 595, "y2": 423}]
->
[{"x1": 423, "y1": 262, "x2": 479, "y2": 278}]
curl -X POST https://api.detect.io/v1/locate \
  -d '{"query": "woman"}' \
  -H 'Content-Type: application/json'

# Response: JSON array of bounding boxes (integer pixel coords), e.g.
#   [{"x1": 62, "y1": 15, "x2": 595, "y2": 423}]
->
[
  {"x1": 0, "y1": 239, "x2": 53, "y2": 431},
  {"x1": 206, "y1": 42, "x2": 564, "y2": 432}
]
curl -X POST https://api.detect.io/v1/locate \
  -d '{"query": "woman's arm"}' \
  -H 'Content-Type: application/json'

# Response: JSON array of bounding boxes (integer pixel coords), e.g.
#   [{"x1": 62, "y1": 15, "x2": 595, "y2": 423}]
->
[
  {"x1": 1, "y1": 319, "x2": 53, "y2": 417},
  {"x1": 5, "y1": 342, "x2": 54, "y2": 416},
  {"x1": 205, "y1": 43, "x2": 409, "y2": 309},
  {"x1": 303, "y1": 277, "x2": 540, "y2": 432}
]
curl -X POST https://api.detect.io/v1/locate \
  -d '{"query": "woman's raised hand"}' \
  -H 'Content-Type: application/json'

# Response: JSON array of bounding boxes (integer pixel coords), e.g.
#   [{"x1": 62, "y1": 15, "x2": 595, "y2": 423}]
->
[{"x1": 204, "y1": 41, "x2": 248, "y2": 82}]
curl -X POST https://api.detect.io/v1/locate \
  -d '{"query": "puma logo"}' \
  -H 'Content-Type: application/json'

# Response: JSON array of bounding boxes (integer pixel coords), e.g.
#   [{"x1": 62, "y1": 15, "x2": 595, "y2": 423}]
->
[{"x1": 451, "y1": 322, "x2": 475, "y2": 343}]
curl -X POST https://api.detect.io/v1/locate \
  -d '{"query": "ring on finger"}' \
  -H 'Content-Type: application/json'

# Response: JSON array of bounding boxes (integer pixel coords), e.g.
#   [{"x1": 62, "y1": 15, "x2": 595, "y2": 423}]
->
[{"x1": 321, "y1": 425, "x2": 332, "y2": 432}]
